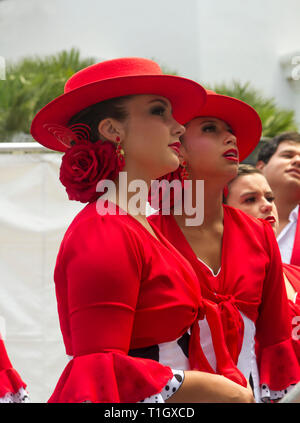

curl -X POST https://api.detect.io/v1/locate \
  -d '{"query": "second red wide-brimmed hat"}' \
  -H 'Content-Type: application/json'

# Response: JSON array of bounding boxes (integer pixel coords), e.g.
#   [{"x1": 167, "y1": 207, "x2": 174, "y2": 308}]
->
[{"x1": 195, "y1": 90, "x2": 262, "y2": 161}]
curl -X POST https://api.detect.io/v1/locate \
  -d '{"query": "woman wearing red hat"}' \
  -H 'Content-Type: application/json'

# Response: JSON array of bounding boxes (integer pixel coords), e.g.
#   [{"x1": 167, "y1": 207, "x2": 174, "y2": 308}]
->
[
  {"x1": 0, "y1": 334, "x2": 29, "y2": 402},
  {"x1": 31, "y1": 59, "x2": 253, "y2": 403},
  {"x1": 148, "y1": 90, "x2": 300, "y2": 402},
  {"x1": 225, "y1": 164, "x2": 300, "y2": 367}
]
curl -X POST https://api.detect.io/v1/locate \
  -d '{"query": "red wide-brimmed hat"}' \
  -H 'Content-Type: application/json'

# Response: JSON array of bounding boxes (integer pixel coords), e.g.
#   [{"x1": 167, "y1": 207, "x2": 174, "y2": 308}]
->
[
  {"x1": 30, "y1": 57, "x2": 207, "y2": 152},
  {"x1": 195, "y1": 90, "x2": 262, "y2": 161}
]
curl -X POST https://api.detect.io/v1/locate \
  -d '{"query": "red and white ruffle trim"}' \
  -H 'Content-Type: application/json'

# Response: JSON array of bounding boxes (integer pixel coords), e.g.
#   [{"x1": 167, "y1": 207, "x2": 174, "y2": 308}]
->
[
  {"x1": 139, "y1": 369, "x2": 184, "y2": 403},
  {"x1": 257, "y1": 338, "x2": 300, "y2": 393},
  {"x1": 260, "y1": 383, "x2": 296, "y2": 403},
  {"x1": 0, "y1": 387, "x2": 29, "y2": 403},
  {"x1": 48, "y1": 351, "x2": 173, "y2": 403},
  {"x1": 0, "y1": 367, "x2": 27, "y2": 400}
]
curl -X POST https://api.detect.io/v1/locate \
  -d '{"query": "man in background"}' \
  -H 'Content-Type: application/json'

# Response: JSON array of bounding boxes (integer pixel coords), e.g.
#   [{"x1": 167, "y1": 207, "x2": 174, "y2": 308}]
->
[{"x1": 256, "y1": 132, "x2": 300, "y2": 265}]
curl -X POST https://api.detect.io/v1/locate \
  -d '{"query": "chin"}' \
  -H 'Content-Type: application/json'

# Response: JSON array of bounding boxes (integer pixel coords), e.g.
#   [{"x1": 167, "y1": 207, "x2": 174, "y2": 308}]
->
[
  {"x1": 224, "y1": 167, "x2": 238, "y2": 183},
  {"x1": 165, "y1": 156, "x2": 180, "y2": 174}
]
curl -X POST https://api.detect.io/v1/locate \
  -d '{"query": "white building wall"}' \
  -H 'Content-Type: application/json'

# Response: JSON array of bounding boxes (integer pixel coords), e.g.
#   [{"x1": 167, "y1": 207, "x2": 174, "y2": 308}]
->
[
  {"x1": 196, "y1": 0, "x2": 300, "y2": 124},
  {"x1": 0, "y1": 0, "x2": 299, "y2": 121}
]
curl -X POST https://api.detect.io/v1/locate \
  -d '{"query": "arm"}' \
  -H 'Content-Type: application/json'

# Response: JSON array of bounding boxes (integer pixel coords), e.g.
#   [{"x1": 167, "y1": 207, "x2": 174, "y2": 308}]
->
[
  {"x1": 255, "y1": 221, "x2": 300, "y2": 393},
  {"x1": 52, "y1": 214, "x2": 173, "y2": 403},
  {"x1": 166, "y1": 371, "x2": 254, "y2": 403}
]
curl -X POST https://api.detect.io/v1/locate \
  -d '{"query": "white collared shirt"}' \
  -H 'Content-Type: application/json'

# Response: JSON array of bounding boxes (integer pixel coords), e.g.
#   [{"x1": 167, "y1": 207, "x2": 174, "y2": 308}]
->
[{"x1": 277, "y1": 205, "x2": 299, "y2": 264}]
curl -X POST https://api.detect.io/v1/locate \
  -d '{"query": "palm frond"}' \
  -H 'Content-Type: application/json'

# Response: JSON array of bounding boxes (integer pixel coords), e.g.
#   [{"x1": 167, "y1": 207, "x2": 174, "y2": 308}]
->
[
  {"x1": 0, "y1": 48, "x2": 96, "y2": 141},
  {"x1": 210, "y1": 80, "x2": 298, "y2": 138}
]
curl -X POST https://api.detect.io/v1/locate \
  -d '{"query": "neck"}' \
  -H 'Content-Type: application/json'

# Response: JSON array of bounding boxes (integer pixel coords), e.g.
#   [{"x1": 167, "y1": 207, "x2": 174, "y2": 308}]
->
[
  {"x1": 273, "y1": 187, "x2": 299, "y2": 235},
  {"x1": 274, "y1": 187, "x2": 299, "y2": 223},
  {"x1": 106, "y1": 169, "x2": 151, "y2": 218},
  {"x1": 174, "y1": 178, "x2": 224, "y2": 229}
]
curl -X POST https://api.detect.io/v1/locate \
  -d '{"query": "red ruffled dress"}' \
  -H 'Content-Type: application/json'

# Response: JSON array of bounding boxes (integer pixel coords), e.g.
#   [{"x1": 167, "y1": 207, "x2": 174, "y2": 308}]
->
[
  {"x1": 282, "y1": 264, "x2": 300, "y2": 365},
  {"x1": 49, "y1": 200, "x2": 246, "y2": 403},
  {"x1": 148, "y1": 205, "x2": 300, "y2": 402},
  {"x1": 0, "y1": 335, "x2": 28, "y2": 403}
]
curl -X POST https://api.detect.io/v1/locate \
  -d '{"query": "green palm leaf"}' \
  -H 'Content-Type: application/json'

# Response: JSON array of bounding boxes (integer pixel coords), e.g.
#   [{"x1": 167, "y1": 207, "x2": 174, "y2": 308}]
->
[
  {"x1": 0, "y1": 48, "x2": 96, "y2": 141},
  {"x1": 210, "y1": 80, "x2": 298, "y2": 138}
]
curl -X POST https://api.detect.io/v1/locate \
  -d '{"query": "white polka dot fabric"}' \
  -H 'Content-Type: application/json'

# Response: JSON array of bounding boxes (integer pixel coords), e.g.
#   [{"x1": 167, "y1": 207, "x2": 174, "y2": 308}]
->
[
  {"x1": 138, "y1": 370, "x2": 184, "y2": 403},
  {"x1": 0, "y1": 387, "x2": 30, "y2": 403}
]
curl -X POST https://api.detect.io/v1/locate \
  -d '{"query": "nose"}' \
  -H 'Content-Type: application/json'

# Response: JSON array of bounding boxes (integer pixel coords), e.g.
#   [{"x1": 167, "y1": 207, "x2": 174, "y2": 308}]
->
[
  {"x1": 223, "y1": 130, "x2": 237, "y2": 147},
  {"x1": 291, "y1": 154, "x2": 300, "y2": 167},
  {"x1": 171, "y1": 117, "x2": 186, "y2": 138},
  {"x1": 260, "y1": 198, "x2": 273, "y2": 214}
]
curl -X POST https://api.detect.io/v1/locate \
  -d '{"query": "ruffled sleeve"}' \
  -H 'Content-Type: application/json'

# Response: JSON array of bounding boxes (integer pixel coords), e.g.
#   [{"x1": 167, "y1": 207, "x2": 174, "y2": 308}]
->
[
  {"x1": 0, "y1": 338, "x2": 27, "y2": 401},
  {"x1": 255, "y1": 221, "x2": 300, "y2": 395},
  {"x1": 282, "y1": 264, "x2": 300, "y2": 366},
  {"x1": 49, "y1": 208, "x2": 173, "y2": 403}
]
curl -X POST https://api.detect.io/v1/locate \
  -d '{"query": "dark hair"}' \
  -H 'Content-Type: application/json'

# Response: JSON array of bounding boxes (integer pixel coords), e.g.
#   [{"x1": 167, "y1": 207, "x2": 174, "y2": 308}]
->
[
  {"x1": 223, "y1": 164, "x2": 263, "y2": 204},
  {"x1": 257, "y1": 131, "x2": 300, "y2": 164},
  {"x1": 68, "y1": 95, "x2": 132, "y2": 142}
]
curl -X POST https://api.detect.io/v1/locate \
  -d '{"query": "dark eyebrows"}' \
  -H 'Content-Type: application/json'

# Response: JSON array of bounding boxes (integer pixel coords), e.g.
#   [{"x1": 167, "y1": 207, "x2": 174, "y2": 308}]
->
[
  {"x1": 198, "y1": 119, "x2": 234, "y2": 133},
  {"x1": 148, "y1": 99, "x2": 169, "y2": 107},
  {"x1": 240, "y1": 191, "x2": 257, "y2": 198},
  {"x1": 240, "y1": 190, "x2": 273, "y2": 198},
  {"x1": 279, "y1": 149, "x2": 299, "y2": 155},
  {"x1": 198, "y1": 119, "x2": 216, "y2": 124}
]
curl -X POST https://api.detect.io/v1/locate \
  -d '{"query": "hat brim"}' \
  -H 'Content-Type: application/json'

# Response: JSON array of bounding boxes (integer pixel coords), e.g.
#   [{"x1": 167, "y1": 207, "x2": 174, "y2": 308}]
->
[
  {"x1": 195, "y1": 95, "x2": 262, "y2": 161},
  {"x1": 31, "y1": 74, "x2": 206, "y2": 152}
]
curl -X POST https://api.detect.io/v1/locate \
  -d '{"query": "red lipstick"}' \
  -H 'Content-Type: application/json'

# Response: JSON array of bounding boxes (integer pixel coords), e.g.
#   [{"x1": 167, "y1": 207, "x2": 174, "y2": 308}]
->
[
  {"x1": 169, "y1": 142, "x2": 181, "y2": 155},
  {"x1": 223, "y1": 148, "x2": 239, "y2": 162},
  {"x1": 264, "y1": 216, "x2": 276, "y2": 224}
]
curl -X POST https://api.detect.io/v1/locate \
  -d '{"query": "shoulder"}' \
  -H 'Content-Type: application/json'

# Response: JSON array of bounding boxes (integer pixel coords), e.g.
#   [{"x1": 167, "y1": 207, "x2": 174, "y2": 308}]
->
[
  {"x1": 283, "y1": 264, "x2": 300, "y2": 293},
  {"x1": 59, "y1": 201, "x2": 147, "y2": 257},
  {"x1": 223, "y1": 204, "x2": 269, "y2": 231},
  {"x1": 223, "y1": 204, "x2": 278, "y2": 251},
  {"x1": 147, "y1": 210, "x2": 163, "y2": 225},
  {"x1": 147, "y1": 212, "x2": 175, "y2": 235}
]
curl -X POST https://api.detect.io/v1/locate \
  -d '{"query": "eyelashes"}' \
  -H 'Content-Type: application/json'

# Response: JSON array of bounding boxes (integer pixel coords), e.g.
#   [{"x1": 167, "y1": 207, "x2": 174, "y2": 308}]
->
[
  {"x1": 202, "y1": 123, "x2": 234, "y2": 134},
  {"x1": 267, "y1": 196, "x2": 275, "y2": 203},
  {"x1": 150, "y1": 106, "x2": 166, "y2": 116},
  {"x1": 244, "y1": 196, "x2": 275, "y2": 204},
  {"x1": 202, "y1": 124, "x2": 216, "y2": 132},
  {"x1": 244, "y1": 197, "x2": 256, "y2": 204}
]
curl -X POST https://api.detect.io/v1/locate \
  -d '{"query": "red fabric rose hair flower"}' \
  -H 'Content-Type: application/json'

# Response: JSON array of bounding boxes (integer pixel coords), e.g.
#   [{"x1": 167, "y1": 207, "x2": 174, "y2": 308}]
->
[{"x1": 60, "y1": 140, "x2": 123, "y2": 203}]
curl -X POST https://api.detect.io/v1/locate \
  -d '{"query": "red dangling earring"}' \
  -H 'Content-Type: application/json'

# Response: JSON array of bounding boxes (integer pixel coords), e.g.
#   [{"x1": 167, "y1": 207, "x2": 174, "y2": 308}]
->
[
  {"x1": 115, "y1": 136, "x2": 125, "y2": 169},
  {"x1": 180, "y1": 160, "x2": 189, "y2": 182}
]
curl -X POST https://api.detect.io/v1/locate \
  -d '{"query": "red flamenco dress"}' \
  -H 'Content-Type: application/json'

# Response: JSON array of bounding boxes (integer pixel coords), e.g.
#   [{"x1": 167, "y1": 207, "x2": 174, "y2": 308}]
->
[
  {"x1": 49, "y1": 200, "x2": 247, "y2": 403},
  {"x1": 149, "y1": 205, "x2": 300, "y2": 402},
  {"x1": 0, "y1": 335, "x2": 28, "y2": 403},
  {"x1": 282, "y1": 263, "x2": 300, "y2": 365}
]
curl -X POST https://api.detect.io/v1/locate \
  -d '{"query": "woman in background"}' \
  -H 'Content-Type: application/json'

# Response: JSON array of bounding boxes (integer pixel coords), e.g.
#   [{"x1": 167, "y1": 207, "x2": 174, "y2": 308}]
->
[{"x1": 225, "y1": 164, "x2": 300, "y2": 365}]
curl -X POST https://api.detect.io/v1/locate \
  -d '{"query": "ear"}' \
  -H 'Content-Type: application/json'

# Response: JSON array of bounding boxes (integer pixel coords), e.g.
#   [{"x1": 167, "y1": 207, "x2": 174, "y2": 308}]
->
[
  {"x1": 256, "y1": 160, "x2": 266, "y2": 170},
  {"x1": 97, "y1": 118, "x2": 125, "y2": 143}
]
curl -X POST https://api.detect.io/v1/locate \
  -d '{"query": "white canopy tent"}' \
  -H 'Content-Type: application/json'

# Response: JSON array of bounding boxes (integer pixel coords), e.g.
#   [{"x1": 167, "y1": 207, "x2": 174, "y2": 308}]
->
[{"x1": 0, "y1": 143, "x2": 83, "y2": 402}]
